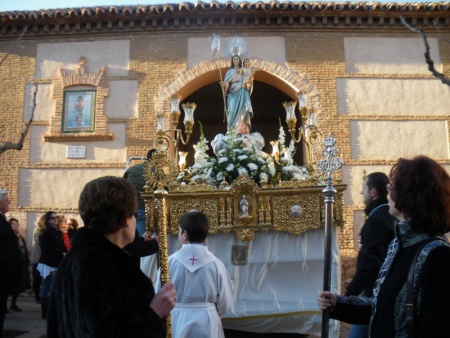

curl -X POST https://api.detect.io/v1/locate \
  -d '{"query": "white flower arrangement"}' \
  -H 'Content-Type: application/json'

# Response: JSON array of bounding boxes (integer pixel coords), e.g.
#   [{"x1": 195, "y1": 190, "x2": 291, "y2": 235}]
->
[{"x1": 178, "y1": 123, "x2": 310, "y2": 187}]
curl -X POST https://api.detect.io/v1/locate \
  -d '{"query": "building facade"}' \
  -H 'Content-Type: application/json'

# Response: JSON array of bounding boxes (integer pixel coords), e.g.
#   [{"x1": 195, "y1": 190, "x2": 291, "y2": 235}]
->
[{"x1": 0, "y1": 0, "x2": 449, "y2": 288}]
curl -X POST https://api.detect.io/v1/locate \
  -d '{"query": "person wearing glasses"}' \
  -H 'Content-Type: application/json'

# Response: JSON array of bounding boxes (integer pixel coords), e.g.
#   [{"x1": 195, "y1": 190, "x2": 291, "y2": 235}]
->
[
  {"x1": 47, "y1": 176, "x2": 175, "y2": 338},
  {"x1": 0, "y1": 189, "x2": 23, "y2": 334},
  {"x1": 318, "y1": 156, "x2": 450, "y2": 337},
  {"x1": 37, "y1": 211, "x2": 67, "y2": 319}
]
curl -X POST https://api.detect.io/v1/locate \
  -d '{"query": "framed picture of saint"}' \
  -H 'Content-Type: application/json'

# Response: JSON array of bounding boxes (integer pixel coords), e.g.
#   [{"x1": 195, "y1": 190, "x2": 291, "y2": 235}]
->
[{"x1": 62, "y1": 90, "x2": 96, "y2": 133}]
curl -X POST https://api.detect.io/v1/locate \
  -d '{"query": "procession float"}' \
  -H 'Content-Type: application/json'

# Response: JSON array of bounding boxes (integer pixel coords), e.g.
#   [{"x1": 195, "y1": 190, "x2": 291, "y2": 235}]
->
[{"x1": 141, "y1": 36, "x2": 346, "y2": 338}]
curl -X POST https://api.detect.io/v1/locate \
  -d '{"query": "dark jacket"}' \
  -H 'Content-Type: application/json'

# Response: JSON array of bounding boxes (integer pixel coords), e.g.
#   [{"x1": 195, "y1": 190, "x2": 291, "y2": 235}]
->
[
  {"x1": 346, "y1": 197, "x2": 395, "y2": 297},
  {"x1": 332, "y1": 221, "x2": 450, "y2": 338},
  {"x1": 123, "y1": 162, "x2": 148, "y2": 211},
  {"x1": 17, "y1": 232, "x2": 31, "y2": 290},
  {"x1": 0, "y1": 213, "x2": 24, "y2": 296},
  {"x1": 124, "y1": 229, "x2": 159, "y2": 266},
  {"x1": 38, "y1": 226, "x2": 67, "y2": 268},
  {"x1": 47, "y1": 227, "x2": 164, "y2": 338}
]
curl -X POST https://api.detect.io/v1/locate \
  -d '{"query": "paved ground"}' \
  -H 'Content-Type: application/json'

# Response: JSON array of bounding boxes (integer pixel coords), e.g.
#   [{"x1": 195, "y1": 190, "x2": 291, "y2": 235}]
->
[
  {"x1": 2, "y1": 293, "x2": 350, "y2": 338},
  {"x1": 3, "y1": 293, "x2": 45, "y2": 338}
]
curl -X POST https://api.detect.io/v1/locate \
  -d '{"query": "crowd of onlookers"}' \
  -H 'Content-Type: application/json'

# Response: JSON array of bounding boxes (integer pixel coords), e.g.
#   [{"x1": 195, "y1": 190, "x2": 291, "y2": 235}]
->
[
  {"x1": 1, "y1": 206, "x2": 79, "y2": 319},
  {"x1": 3, "y1": 154, "x2": 450, "y2": 338}
]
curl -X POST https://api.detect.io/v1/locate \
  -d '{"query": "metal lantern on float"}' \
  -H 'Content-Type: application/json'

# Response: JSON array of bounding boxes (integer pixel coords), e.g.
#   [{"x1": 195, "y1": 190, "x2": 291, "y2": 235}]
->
[
  {"x1": 296, "y1": 91, "x2": 309, "y2": 122},
  {"x1": 156, "y1": 110, "x2": 167, "y2": 132},
  {"x1": 170, "y1": 95, "x2": 181, "y2": 126},
  {"x1": 283, "y1": 101, "x2": 298, "y2": 141},
  {"x1": 178, "y1": 151, "x2": 188, "y2": 171},
  {"x1": 181, "y1": 102, "x2": 196, "y2": 144}
]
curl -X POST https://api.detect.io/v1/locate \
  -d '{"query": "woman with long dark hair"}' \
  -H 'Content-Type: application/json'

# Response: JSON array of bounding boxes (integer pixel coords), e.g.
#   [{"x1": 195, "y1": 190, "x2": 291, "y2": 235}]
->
[
  {"x1": 31, "y1": 214, "x2": 46, "y2": 304},
  {"x1": 318, "y1": 155, "x2": 450, "y2": 337},
  {"x1": 37, "y1": 211, "x2": 67, "y2": 319}
]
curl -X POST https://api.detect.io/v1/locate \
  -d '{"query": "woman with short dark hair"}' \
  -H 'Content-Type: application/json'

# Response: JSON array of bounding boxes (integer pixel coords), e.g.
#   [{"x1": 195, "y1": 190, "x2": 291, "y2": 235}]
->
[
  {"x1": 318, "y1": 155, "x2": 450, "y2": 337},
  {"x1": 48, "y1": 176, "x2": 175, "y2": 338}
]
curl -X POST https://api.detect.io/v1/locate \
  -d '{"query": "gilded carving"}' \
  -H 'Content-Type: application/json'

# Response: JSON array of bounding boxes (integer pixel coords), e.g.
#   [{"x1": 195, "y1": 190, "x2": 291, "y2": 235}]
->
[
  {"x1": 167, "y1": 198, "x2": 219, "y2": 234},
  {"x1": 143, "y1": 181, "x2": 346, "y2": 242},
  {"x1": 172, "y1": 182, "x2": 218, "y2": 192},
  {"x1": 144, "y1": 152, "x2": 179, "y2": 190},
  {"x1": 272, "y1": 193, "x2": 321, "y2": 235},
  {"x1": 235, "y1": 228, "x2": 257, "y2": 242},
  {"x1": 230, "y1": 173, "x2": 259, "y2": 197},
  {"x1": 153, "y1": 194, "x2": 172, "y2": 335}
]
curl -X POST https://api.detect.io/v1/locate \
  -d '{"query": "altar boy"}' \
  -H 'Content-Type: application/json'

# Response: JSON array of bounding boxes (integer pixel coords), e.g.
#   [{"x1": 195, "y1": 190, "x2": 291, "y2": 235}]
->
[{"x1": 156, "y1": 210, "x2": 234, "y2": 338}]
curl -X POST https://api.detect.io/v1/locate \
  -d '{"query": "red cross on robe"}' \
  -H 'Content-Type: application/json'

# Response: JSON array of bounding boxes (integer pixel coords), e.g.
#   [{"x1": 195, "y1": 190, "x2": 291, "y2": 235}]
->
[{"x1": 189, "y1": 255, "x2": 198, "y2": 266}]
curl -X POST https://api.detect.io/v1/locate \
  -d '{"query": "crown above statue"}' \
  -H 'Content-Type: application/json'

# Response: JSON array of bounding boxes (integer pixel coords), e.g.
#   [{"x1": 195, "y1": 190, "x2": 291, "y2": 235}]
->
[{"x1": 222, "y1": 36, "x2": 250, "y2": 59}]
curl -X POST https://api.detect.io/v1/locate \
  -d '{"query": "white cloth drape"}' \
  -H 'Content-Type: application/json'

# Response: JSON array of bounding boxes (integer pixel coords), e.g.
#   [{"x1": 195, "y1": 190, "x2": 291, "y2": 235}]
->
[{"x1": 141, "y1": 228, "x2": 340, "y2": 336}]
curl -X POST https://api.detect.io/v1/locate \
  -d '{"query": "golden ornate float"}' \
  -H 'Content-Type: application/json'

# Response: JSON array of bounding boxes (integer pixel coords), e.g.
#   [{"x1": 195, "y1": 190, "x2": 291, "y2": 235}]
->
[{"x1": 141, "y1": 35, "x2": 346, "y2": 337}]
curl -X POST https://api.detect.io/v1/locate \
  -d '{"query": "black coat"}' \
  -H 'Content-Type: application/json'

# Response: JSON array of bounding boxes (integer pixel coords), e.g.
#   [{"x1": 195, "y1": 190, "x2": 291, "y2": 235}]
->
[
  {"x1": 332, "y1": 223, "x2": 450, "y2": 337},
  {"x1": 123, "y1": 162, "x2": 148, "y2": 211},
  {"x1": 123, "y1": 229, "x2": 159, "y2": 266},
  {"x1": 346, "y1": 197, "x2": 395, "y2": 297},
  {"x1": 47, "y1": 227, "x2": 164, "y2": 338},
  {"x1": 0, "y1": 213, "x2": 24, "y2": 296},
  {"x1": 17, "y1": 232, "x2": 31, "y2": 290},
  {"x1": 39, "y1": 227, "x2": 67, "y2": 268}
]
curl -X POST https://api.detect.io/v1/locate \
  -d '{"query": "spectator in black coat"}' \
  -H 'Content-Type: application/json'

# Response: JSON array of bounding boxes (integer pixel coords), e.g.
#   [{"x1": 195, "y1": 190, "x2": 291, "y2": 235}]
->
[
  {"x1": 124, "y1": 228, "x2": 159, "y2": 267},
  {"x1": 37, "y1": 211, "x2": 67, "y2": 319},
  {"x1": 8, "y1": 217, "x2": 30, "y2": 312},
  {"x1": 0, "y1": 190, "x2": 23, "y2": 333},
  {"x1": 47, "y1": 176, "x2": 175, "y2": 338},
  {"x1": 345, "y1": 172, "x2": 395, "y2": 338}
]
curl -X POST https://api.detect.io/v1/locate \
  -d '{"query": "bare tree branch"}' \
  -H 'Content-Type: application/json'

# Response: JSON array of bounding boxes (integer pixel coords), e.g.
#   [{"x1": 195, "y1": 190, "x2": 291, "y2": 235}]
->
[
  {"x1": 0, "y1": 25, "x2": 28, "y2": 67},
  {"x1": 0, "y1": 80, "x2": 37, "y2": 155},
  {"x1": 400, "y1": 16, "x2": 450, "y2": 86}
]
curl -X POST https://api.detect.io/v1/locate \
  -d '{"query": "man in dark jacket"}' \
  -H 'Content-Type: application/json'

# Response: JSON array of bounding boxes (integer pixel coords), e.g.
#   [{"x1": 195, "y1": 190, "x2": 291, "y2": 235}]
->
[
  {"x1": 345, "y1": 172, "x2": 395, "y2": 338},
  {"x1": 123, "y1": 149, "x2": 156, "y2": 236},
  {"x1": 0, "y1": 190, "x2": 23, "y2": 335}
]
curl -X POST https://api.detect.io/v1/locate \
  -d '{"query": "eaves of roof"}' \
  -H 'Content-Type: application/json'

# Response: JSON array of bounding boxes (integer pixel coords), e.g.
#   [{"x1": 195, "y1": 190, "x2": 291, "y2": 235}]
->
[{"x1": 0, "y1": 1, "x2": 449, "y2": 36}]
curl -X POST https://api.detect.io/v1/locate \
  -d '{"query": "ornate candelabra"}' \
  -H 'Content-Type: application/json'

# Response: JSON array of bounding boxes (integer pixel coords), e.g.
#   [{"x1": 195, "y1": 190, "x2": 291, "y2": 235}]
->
[
  {"x1": 283, "y1": 92, "x2": 321, "y2": 165},
  {"x1": 143, "y1": 97, "x2": 197, "y2": 338},
  {"x1": 317, "y1": 133, "x2": 343, "y2": 338},
  {"x1": 155, "y1": 97, "x2": 197, "y2": 168}
]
